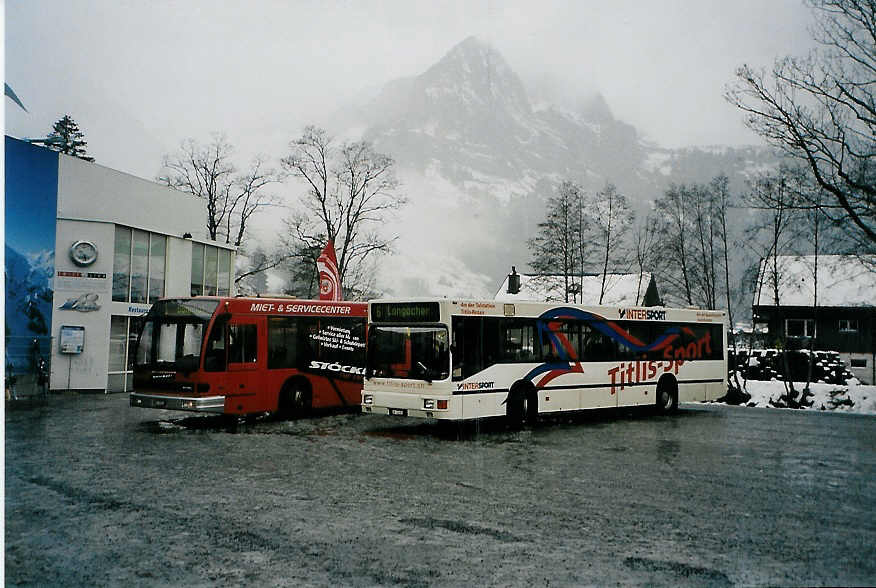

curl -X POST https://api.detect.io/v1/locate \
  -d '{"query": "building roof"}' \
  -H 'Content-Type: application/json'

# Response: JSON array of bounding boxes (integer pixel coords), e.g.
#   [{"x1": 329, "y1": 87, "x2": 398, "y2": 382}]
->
[
  {"x1": 495, "y1": 272, "x2": 655, "y2": 306},
  {"x1": 754, "y1": 255, "x2": 876, "y2": 308}
]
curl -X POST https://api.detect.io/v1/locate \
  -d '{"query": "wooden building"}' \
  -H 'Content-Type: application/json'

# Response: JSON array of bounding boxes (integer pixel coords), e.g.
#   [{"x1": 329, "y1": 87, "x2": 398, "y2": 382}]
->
[{"x1": 752, "y1": 255, "x2": 876, "y2": 384}]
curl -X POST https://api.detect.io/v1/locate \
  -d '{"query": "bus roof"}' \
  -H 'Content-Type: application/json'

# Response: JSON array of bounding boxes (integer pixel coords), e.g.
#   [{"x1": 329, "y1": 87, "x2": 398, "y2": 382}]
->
[
  {"x1": 170, "y1": 296, "x2": 368, "y2": 318},
  {"x1": 368, "y1": 298, "x2": 726, "y2": 324}
]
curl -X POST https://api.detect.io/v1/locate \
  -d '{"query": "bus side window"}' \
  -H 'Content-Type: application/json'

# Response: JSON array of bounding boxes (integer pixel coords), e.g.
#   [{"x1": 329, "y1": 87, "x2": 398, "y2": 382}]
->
[
  {"x1": 452, "y1": 317, "x2": 484, "y2": 380},
  {"x1": 500, "y1": 319, "x2": 538, "y2": 363},
  {"x1": 539, "y1": 321, "x2": 579, "y2": 361},
  {"x1": 482, "y1": 318, "x2": 500, "y2": 370},
  {"x1": 452, "y1": 318, "x2": 464, "y2": 380},
  {"x1": 540, "y1": 324, "x2": 555, "y2": 359},
  {"x1": 268, "y1": 317, "x2": 296, "y2": 369},
  {"x1": 204, "y1": 323, "x2": 226, "y2": 372},
  {"x1": 619, "y1": 322, "x2": 650, "y2": 361},
  {"x1": 228, "y1": 324, "x2": 258, "y2": 364},
  {"x1": 581, "y1": 323, "x2": 617, "y2": 362}
]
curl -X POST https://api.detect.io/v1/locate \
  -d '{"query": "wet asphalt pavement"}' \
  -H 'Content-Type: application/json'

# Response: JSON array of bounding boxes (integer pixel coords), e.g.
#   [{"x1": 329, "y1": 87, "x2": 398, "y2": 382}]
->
[{"x1": 5, "y1": 393, "x2": 876, "y2": 586}]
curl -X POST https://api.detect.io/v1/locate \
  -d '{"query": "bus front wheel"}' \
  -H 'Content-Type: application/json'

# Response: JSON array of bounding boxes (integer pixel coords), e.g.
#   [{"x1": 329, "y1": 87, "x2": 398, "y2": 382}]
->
[
  {"x1": 656, "y1": 375, "x2": 678, "y2": 414},
  {"x1": 278, "y1": 380, "x2": 311, "y2": 419},
  {"x1": 507, "y1": 384, "x2": 537, "y2": 428}
]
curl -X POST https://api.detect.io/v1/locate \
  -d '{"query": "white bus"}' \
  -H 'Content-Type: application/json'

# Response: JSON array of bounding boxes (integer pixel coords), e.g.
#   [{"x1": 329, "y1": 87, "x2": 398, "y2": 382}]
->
[{"x1": 362, "y1": 299, "x2": 727, "y2": 425}]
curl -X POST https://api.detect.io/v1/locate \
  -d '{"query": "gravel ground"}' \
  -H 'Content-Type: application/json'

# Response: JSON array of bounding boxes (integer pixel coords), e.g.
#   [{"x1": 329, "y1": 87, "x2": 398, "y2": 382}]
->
[{"x1": 5, "y1": 394, "x2": 876, "y2": 586}]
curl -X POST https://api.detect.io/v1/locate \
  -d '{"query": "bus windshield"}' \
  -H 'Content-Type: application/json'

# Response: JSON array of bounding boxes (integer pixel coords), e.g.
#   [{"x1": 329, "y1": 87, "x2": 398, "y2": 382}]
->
[
  {"x1": 367, "y1": 326, "x2": 449, "y2": 381},
  {"x1": 135, "y1": 299, "x2": 220, "y2": 370}
]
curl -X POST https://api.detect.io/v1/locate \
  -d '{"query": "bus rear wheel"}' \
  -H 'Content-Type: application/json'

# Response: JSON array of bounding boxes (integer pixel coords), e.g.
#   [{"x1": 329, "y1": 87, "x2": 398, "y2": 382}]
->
[
  {"x1": 278, "y1": 380, "x2": 311, "y2": 419},
  {"x1": 656, "y1": 376, "x2": 678, "y2": 414}
]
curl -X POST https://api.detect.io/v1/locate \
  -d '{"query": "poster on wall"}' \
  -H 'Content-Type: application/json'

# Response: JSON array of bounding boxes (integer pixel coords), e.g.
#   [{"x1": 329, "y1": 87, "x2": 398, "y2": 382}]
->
[{"x1": 4, "y1": 137, "x2": 59, "y2": 370}]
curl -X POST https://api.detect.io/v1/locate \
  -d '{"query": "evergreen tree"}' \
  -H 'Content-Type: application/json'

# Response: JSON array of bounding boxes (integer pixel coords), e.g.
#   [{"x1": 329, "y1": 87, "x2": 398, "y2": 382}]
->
[
  {"x1": 44, "y1": 115, "x2": 94, "y2": 161},
  {"x1": 527, "y1": 180, "x2": 587, "y2": 302}
]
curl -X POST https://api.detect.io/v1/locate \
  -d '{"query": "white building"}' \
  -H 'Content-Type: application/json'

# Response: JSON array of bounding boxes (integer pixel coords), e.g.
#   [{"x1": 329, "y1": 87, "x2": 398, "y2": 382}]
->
[{"x1": 5, "y1": 136, "x2": 235, "y2": 393}]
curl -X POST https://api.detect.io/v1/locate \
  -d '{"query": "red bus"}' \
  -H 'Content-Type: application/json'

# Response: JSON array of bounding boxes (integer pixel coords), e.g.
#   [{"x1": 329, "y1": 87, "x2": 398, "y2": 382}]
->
[{"x1": 130, "y1": 297, "x2": 367, "y2": 417}]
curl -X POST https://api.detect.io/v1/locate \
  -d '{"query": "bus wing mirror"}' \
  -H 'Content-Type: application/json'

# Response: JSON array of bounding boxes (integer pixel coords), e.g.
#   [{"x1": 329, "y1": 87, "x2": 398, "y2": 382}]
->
[{"x1": 416, "y1": 361, "x2": 433, "y2": 383}]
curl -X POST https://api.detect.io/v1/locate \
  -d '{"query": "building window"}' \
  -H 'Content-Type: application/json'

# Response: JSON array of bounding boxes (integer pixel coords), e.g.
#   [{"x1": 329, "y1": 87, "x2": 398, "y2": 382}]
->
[
  {"x1": 205, "y1": 246, "x2": 218, "y2": 295},
  {"x1": 839, "y1": 319, "x2": 859, "y2": 333},
  {"x1": 131, "y1": 230, "x2": 149, "y2": 303},
  {"x1": 190, "y1": 242, "x2": 233, "y2": 296},
  {"x1": 786, "y1": 318, "x2": 815, "y2": 338},
  {"x1": 112, "y1": 225, "x2": 167, "y2": 303},
  {"x1": 149, "y1": 235, "x2": 166, "y2": 301},
  {"x1": 112, "y1": 226, "x2": 131, "y2": 301},
  {"x1": 191, "y1": 242, "x2": 205, "y2": 296},
  {"x1": 850, "y1": 358, "x2": 867, "y2": 368},
  {"x1": 218, "y1": 248, "x2": 231, "y2": 297},
  {"x1": 107, "y1": 315, "x2": 144, "y2": 392}
]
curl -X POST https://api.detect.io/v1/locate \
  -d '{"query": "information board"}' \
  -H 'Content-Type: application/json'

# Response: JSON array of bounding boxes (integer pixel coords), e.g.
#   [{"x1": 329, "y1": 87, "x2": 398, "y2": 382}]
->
[{"x1": 59, "y1": 325, "x2": 86, "y2": 354}]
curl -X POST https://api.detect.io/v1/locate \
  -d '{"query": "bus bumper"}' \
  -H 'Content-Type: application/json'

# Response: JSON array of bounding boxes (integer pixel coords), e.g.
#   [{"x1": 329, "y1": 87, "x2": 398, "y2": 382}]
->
[
  {"x1": 129, "y1": 392, "x2": 226, "y2": 413},
  {"x1": 361, "y1": 390, "x2": 459, "y2": 420}
]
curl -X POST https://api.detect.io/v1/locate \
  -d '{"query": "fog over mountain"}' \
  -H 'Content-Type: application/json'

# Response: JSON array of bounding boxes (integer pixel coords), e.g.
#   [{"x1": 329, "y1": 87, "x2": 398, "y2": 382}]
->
[{"x1": 328, "y1": 37, "x2": 776, "y2": 299}]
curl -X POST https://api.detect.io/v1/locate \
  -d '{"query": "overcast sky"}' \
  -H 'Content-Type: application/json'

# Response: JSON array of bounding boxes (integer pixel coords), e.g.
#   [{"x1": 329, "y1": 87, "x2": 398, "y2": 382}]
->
[{"x1": 6, "y1": 0, "x2": 816, "y2": 182}]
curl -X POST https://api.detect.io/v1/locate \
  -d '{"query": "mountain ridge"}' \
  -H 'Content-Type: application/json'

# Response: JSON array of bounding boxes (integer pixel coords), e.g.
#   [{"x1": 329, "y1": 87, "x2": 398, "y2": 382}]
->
[{"x1": 326, "y1": 37, "x2": 777, "y2": 297}]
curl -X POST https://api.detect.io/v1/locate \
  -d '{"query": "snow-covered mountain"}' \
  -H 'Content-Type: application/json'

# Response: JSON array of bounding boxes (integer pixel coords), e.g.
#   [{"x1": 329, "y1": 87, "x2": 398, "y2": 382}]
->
[
  {"x1": 5, "y1": 245, "x2": 54, "y2": 364},
  {"x1": 333, "y1": 36, "x2": 777, "y2": 298}
]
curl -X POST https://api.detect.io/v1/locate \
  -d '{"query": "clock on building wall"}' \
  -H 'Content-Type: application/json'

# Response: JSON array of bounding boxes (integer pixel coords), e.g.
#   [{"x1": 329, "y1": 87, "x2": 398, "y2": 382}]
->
[{"x1": 69, "y1": 240, "x2": 98, "y2": 266}]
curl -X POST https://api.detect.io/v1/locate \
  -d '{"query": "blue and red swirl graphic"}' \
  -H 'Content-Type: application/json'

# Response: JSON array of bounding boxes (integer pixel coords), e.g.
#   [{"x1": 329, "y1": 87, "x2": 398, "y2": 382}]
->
[{"x1": 524, "y1": 307, "x2": 690, "y2": 387}]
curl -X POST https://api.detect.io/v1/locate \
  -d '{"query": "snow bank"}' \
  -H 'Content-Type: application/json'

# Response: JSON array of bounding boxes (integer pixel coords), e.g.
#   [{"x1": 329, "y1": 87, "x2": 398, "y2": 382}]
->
[{"x1": 721, "y1": 376, "x2": 876, "y2": 415}]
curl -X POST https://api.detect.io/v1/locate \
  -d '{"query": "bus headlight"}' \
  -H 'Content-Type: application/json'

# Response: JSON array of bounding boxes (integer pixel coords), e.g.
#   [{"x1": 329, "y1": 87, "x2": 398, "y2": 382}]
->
[
  {"x1": 363, "y1": 394, "x2": 373, "y2": 405},
  {"x1": 423, "y1": 399, "x2": 435, "y2": 410}
]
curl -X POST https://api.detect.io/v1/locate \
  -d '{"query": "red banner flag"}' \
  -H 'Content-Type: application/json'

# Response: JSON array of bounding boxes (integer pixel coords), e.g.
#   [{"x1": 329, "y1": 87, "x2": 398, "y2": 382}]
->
[{"x1": 316, "y1": 241, "x2": 342, "y2": 301}]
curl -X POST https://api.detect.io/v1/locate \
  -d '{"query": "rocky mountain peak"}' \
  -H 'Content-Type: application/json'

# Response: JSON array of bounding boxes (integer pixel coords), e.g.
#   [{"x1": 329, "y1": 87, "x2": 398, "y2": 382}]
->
[
  {"x1": 418, "y1": 35, "x2": 531, "y2": 118},
  {"x1": 579, "y1": 92, "x2": 614, "y2": 123}
]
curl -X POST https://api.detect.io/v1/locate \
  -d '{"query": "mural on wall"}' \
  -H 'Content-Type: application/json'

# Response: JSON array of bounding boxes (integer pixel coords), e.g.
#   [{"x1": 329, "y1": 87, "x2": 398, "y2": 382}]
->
[{"x1": 4, "y1": 137, "x2": 59, "y2": 373}]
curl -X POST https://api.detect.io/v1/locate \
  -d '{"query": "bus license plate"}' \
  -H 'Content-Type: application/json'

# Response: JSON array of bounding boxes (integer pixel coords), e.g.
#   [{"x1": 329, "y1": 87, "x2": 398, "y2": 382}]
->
[{"x1": 389, "y1": 408, "x2": 407, "y2": 416}]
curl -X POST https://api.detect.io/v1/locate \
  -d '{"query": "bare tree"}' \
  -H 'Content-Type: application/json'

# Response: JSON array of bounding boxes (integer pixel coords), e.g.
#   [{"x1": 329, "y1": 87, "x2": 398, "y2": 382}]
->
[
  {"x1": 633, "y1": 213, "x2": 661, "y2": 305},
  {"x1": 654, "y1": 178, "x2": 741, "y2": 311},
  {"x1": 159, "y1": 134, "x2": 277, "y2": 247},
  {"x1": 726, "y1": 0, "x2": 875, "y2": 249},
  {"x1": 281, "y1": 126, "x2": 404, "y2": 298},
  {"x1": 707, "y1": 174, "x2": 750, "y2": 401},
  {"x1": 278, "y1": 240, "x2": 323, "y2": 299},
  {"x1": 528, "y1": 180, "x2": 586, "y2": 302},
  {"x1": 588, "y1": 183, "x2": 633, "y2": 304},
  {"x1": 655, "y1": 184, "x2": 696, "y2": 305},
  {"x1": 745, "y1": 167, "x2": 804, "y2": 403},
  {"x1": 233, "y1": 245, "x2": 296, "y2": 289},
  {"x1": 804, "y1": 190, "x2": 825, "y2": 395},
  {"x1": 690, "y1": 183, "x2": 720, "y2": 310},
  {"x1": 711, "y1": 175, "x2": 734, "y2": 319},
  {"x1": 235, "y1": 247, "x2": 269, "y2": 295}
]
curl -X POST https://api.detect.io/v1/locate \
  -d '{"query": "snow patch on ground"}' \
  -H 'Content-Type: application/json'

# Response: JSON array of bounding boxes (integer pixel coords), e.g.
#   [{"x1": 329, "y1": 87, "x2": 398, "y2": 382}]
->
[{"x1": 728, "y1": 377, "x2": 876, "y2": 415}]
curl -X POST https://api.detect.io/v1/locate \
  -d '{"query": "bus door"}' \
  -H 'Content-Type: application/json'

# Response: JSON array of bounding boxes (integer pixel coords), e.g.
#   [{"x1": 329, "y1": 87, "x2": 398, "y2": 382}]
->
[
  {"x1": 579, "y1": 322, "x2": 619, "y2": 409},
  {"x1": 214, "y1": 316, "x2": 263, "y2": 412}
]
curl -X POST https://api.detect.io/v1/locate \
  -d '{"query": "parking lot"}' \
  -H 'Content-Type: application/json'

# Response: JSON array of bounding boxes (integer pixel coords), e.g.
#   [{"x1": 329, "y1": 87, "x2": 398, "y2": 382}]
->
[{"x1": 5, "y1": 394, "x2": 876, "y2": 586}]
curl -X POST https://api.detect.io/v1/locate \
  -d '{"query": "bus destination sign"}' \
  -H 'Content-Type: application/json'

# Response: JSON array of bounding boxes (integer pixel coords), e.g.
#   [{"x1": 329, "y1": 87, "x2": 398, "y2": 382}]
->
[{"x1": 371, "y1": 302, "x2": 440, "y2": 323}]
